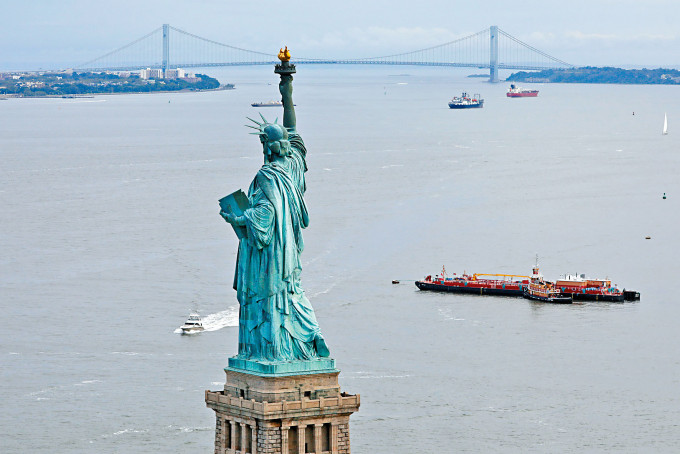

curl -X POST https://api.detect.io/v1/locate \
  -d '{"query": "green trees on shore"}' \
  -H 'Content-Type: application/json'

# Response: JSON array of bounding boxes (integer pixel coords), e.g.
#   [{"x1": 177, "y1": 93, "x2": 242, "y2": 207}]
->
[
  {"x1": 0, "y1": 72, "x2": 223, "y2": 97},
  {"x1": 507, "y1": 67, "x2": 680, "y2": 84}
]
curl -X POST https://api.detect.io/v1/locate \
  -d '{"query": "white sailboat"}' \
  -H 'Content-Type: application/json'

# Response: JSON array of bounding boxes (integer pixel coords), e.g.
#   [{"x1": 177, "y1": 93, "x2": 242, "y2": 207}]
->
[{"x1": 663, "y1": 113, "x2": 668, "y2": 135}]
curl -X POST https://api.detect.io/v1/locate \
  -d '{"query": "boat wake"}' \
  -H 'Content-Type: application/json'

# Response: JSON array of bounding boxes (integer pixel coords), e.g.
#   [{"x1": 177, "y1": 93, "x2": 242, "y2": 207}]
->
[
  {"x1": 348, "y1": 371, "x2": 412, "y2": 380},
  {"x1": 174, "y1": 307, "x2": 238, "y2": 334},
  {"x1": 202, "y1": 307, "x2": 239, "y2": 331}
]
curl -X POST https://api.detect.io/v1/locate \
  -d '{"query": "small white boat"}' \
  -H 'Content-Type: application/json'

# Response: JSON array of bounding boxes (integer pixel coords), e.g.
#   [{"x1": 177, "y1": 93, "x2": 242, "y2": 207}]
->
[
  {"x1": 663, "y1": 112, "x2": 668, "y2": 135},
  {"x1": 180, "y1": 312, "x2": 204, "y2": 334}
]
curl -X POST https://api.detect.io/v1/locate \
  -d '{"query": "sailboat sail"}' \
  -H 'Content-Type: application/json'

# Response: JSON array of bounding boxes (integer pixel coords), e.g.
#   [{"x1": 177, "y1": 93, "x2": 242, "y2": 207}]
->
[{"x1": 663, "y1": 113, "x2": 668, "y2": 135}]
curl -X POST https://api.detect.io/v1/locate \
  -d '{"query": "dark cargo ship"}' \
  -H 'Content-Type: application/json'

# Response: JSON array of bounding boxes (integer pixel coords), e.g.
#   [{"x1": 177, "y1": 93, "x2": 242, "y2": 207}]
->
[
  {"x1": 448, "y1": 92, "x2": 484, "y2": 109},
  {"x1": 415, "y1": 267, "x2": 529, "y2": 296}
]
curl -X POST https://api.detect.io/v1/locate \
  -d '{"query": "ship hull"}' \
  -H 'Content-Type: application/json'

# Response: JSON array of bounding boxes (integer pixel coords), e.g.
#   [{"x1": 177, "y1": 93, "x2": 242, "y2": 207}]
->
[
  {"x1": 523, "y1": 292, "x2": 572, "y2": 304},
  {"x1": 415, "y1": 280, "x2": 524, "y2": 296},
  {"x1": 506, "y1": 92, "x2": 538, "y2": 98},
  {"x1": 623, "y1": 290, "x2": 641, "y2": 301},
  {"x1": 448, "y1": 102, "x2": 484, "y2": 109},
  {"x1": 561, "y1": 291, "x2": 625, "y2": 302}
]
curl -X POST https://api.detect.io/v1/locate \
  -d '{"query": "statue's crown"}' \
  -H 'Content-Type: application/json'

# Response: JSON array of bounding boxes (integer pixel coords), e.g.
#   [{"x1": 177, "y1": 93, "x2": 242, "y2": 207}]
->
[
  {"x1": 246, "y1": 114, "x2": 290, "y2": 141},
  {"x1": 245, "y1": 114, "x2": 291, "y2": 157}
]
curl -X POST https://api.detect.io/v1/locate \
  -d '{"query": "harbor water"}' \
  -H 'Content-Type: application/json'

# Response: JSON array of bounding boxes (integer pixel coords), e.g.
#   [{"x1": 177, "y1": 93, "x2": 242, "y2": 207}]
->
[{"x1": 2, "y1": 66, "x2": 680, "y2": 452}]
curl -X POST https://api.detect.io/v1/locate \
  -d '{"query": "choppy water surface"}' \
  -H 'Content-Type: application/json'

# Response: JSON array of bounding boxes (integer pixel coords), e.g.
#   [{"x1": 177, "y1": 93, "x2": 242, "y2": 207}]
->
[{"x1": 2, "y1": 66, "x2": 680, "y2": 453}]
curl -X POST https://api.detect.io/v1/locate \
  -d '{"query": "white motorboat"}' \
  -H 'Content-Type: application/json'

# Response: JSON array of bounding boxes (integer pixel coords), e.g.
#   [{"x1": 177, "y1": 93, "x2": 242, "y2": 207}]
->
[{"x1": 180, "y1": 312, "x2": 204, "y2": 334}]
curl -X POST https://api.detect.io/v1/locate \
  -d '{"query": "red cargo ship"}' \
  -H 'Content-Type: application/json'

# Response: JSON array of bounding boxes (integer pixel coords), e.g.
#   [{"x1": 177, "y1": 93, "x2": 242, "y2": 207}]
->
[
  {"x1": 415, "y1": 266, "x2": 530, "y2": 296},
  {"x1": 506, "y1": 84, "x2": 539, "y2": 98},
  {"x1": 416, "y1": 265, "x2": 641, "y2": 302}
]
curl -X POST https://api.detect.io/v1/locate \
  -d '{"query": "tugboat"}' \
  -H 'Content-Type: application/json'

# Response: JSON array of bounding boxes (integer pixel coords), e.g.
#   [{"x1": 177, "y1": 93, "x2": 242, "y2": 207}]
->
[
  {"x1": 415, "y1": 266, "x2": 530, "y2": 296},
  {"x1": 180, "y1": 312, "x2": 205, "y2": 334},
  {"x1": 506, "y1": 84, "x2": 539, "y2": 98},
  {"x1": 448, "y1": 92, "x2": 484, "y2": 109},
  {"x1": 523, "y1": 262, "x2": 572, "y2": 304}
]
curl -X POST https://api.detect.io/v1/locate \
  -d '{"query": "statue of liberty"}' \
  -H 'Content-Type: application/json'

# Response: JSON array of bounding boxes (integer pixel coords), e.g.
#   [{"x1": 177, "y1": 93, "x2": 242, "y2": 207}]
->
[{"x1": 220, "y1": 49, "x2": 331, "y2": 369}]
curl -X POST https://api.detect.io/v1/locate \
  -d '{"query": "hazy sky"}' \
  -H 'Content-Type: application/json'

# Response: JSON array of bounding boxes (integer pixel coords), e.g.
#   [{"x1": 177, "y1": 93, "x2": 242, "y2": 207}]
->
[{"x1": 2, "y1": 0, "x2": 679, "y2": 70}]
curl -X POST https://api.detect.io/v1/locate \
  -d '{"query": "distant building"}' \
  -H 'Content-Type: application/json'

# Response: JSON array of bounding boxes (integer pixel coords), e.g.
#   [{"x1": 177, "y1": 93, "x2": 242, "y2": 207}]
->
[
  {"x1": 109, "y1": 71, "x2": 131, "y2": 78},
  {"x1": 139, "y1": 68, "x2": 196, "y2": 80},
  {"x1": 164, "y1": 68, "x2": 185, "y2": 79},
  {"x1": 140, "y1": 68, "x2": 164, "y2": 80}
]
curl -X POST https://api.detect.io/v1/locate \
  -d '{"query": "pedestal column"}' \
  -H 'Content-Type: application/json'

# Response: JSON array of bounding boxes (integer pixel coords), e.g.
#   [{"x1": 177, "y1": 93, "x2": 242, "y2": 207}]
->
[
  {"x1": 230, "y1": 421, "x2": 236, "y2": 451},
  {"x1": 331, "y1": 423, "x2": 338, "y2": 454},
  {"x1": 314, "y1": 424, "x2": 322, "y2": 454},
  {"x1": 251, "y1": 425, "x2": 257, "y2": 454},
  {"x1": 298, "y1": 424, "x2": 305, "y2": 454},
  {"x1": 281, "y1": 424, "x2": 289, "y2": 454}
]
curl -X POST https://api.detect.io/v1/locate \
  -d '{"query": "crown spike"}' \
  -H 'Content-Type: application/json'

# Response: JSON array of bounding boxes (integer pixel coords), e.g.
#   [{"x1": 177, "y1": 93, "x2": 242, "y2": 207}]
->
[
  {"x1": 259, "y1": 112, "x2": 268, "y2": 123},
  {"x1": 246, "y1": 116, "x2": 264, "y2": 126},
  {"x1": 245, "y1": 124, "x2": 260, "y2": 130}
]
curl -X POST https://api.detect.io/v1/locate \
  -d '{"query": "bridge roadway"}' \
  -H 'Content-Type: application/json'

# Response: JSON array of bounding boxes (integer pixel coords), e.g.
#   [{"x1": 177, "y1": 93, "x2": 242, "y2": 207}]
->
[{"x1": 84, "y1": 61, "x2": 552, "y2": 73}]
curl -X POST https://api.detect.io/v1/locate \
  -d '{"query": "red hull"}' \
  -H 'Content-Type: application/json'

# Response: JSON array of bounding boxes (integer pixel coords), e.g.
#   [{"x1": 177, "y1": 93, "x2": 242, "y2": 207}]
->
[{"x1": 507, "y1": 92, "x2": 538, "y2": 98}]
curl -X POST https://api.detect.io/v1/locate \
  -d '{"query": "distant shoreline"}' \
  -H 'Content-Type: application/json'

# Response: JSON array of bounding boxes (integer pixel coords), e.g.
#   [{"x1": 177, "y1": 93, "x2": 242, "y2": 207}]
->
[
  {"x1": 0, "y1": 84, "x2": 234, "y2": 99},
  {"x1": 507, "y1": 67, "x2": 680, "y2": 85},
  {"x1": 0, "y1": 71, "x2": 229, "y2": 98}
]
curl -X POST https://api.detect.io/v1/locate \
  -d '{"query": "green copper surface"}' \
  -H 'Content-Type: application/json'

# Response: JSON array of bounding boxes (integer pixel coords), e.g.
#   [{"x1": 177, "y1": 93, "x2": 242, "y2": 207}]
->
[
  {"x1": 227, "y1": 357, "x2": 337, "y2": 377},
  {"x1": 220, "y1": 60, "x2": 332, "y2": 376}
]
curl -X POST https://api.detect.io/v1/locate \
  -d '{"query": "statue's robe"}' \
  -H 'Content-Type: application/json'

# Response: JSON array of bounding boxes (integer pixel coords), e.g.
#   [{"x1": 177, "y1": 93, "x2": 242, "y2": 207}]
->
[{"x1": 234, "y1": 133, "x2": 328, "y2": 361}]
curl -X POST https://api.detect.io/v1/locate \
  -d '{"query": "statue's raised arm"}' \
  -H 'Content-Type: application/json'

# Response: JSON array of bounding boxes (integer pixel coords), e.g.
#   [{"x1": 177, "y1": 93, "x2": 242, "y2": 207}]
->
[
  {"x1": 276, "y1": 46, "x2": 296, "y2": 133},
  {"x1": 279, "y1": 75, "x2": 295, "y2": 132}
]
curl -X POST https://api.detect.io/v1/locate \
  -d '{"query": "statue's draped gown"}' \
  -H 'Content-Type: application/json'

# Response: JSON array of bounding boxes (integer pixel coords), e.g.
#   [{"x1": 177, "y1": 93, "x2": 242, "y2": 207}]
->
[{"x1": 233, "y1": 133, "x2": 327, "y2": 361}]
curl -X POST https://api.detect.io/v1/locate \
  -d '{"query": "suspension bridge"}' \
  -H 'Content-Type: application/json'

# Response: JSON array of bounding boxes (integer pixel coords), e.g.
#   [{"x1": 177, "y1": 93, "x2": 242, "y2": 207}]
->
[{"x1": 77, "y1": 24, "x2": 573, "y2": 82}]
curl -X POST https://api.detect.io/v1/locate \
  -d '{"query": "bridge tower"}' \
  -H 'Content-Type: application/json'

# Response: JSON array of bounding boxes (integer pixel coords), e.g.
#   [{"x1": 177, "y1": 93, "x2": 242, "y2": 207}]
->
[
  {"x1": 162, "y1": 23, "x2": 170, "y2": 73},
  {"x1": 489, "y1": 25, "x2": 499, "y2": 83}
]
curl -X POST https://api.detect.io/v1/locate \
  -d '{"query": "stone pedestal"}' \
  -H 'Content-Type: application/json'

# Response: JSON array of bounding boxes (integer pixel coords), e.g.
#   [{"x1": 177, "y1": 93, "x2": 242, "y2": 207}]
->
[{"x1": 206, "y1": 366, "x2": 359, "y2": 454}]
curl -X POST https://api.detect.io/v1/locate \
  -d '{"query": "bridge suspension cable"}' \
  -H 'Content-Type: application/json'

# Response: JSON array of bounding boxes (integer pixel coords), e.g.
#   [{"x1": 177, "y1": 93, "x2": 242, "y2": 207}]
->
[
  {"x1": 498, "y1": 28, "x2": 573, "y2": 70},
  {"x1": 75, "y1": 24, "x2": 572, "y2": 77},
  {"x1": 76, "y1": 26, "x2": 164, "y2": 71},
  {"x1": 168, "y1": 25, "x2": 277, "y2": 68},
  {"x1": 344, "y1": 29, "x2": 489, "y2": 66}
]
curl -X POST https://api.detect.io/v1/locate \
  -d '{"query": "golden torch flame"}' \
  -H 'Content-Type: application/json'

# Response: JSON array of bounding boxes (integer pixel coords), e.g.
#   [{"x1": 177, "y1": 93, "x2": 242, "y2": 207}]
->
[{"x1": 278, "y1": 46, "x2": 291, "y2": 62}]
